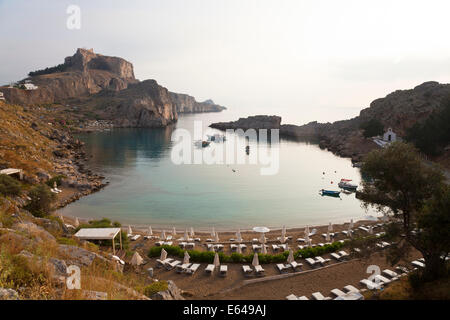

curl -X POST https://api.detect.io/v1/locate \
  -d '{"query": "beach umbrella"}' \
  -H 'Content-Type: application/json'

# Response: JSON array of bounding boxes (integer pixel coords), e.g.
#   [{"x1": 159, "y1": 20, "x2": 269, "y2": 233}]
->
[
  {"x1": 252, "y1": 253, "x2": 259, "y2": 267},
  {"x1": 215, "y1": 231, "x2": 220, "y2": 242},
  {"x1": 213, "y1": 252, "x2": 220, "y2": 268},
  {"x1": 236, "y1": 244, "x2": 242, "y2": 254},
  {"x1": 161, "y1": 230, "x2": 166, "y2": 240},
  {"x1": 259, "y1": 232, "x2": 266, "y2": 244},
  {"x1": 130, "y1": 252, "x2": 143, "y2": 266},
  {"x1": 128, "y1": 225, "x2": 133, "y2": 235},
  {"x1": 211, "y1": 227, "x2": 216, "y2": 237},
  {"x1": 326, "y1": 231, "x2": 331, "y2": 242},
  {"x1": 184, "y1": 229, "x2": 189, "y2": 241},
  {"x1": 147, "y1": 226, "x2": 153, "y2": 236},
  {"x1": 350, "y1": 219, "x2": 354, "y2": 229},
  {"x1": 160, "y1": 248, "x2": 168, "y2": 260},
  {"x1": 183, "y1": 251, "x2": 190, "y2": 265},
  {"x1": 74, "y1": 218, "x2": 79, "y2": 228},
  {"x1": 190, "y1": 227, "x2": 195, "y2": 237},
  {"x1": 281, "y1": 225, "x2": 286, "y2": 244},
  {"x1": 262, "y1": 244, "x2": 267, "y2": 254},
  {"x1": 287, "y1": 249, "x2": 294, "y2": 264},
  {"x1": 310, "y1": 228, "x2": 317, "y2": 236},
  {"x1": 236, "y1": 229, "x2": 242, "y2": 243},
  {"x1": 172, "y1": 226, "x2": 176, "y2": 236},
  {"x1": 328, "y1": 222, "x2": 333, "y2": 232}
]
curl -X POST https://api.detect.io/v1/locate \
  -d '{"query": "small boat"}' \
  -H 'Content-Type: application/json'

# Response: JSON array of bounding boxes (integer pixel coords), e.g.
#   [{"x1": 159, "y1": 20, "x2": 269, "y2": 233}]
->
[
  {"x1": 194, "y1": 140, "x2": 211, "y2": 148},
  {"x1": 320, "y1": 189, "x2": 341, "y2": 197},
  {"x1": 245, "y1": 145, "x2": 250, "y2": 155},
  {"x1": 338, "y1": 179, "x2": 358, "y2": 191},
  {"x1": 202, "y1": 141, "x2": 211, "y2": 147},
  {"x1": 352, "y1": 162, "x2": 362, "y2": 168}
]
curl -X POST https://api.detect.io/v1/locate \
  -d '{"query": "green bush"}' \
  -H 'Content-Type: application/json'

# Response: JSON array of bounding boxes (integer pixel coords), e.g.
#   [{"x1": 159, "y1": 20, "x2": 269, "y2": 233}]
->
[
  {"x1": 25, "y1": 184, "x2": 56, "y2": 218},
  {"x1": 360, "y1": 119, "x2": 384, "y2": 138},
  {"x1": 148, "y1": 242, "x2": 345, "y2": 264},
  {"x1": 143, "y1": 281, "x2": 168, "y2": 297},
  {"x1": 57, "y1": 237, "x2": 78, "y2": 246},
  {"x1": 0, "y1": 174, "x2": 21, "y2": 197}
]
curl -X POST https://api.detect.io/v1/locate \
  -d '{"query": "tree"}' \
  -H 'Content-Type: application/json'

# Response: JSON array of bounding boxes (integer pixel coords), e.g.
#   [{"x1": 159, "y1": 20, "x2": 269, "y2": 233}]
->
[
  {"x1": 0, "y1": 174, "x2": 21, "y2": 196},
  {"x1": 358, "y1": 142, "x2": 448, "y2": 280},
  {"x1": 26, "y1": 184, "x2": 56, "y2": 217},
  {"x1": 360, "y1": 119, "x2": 384, "y2": 138}
]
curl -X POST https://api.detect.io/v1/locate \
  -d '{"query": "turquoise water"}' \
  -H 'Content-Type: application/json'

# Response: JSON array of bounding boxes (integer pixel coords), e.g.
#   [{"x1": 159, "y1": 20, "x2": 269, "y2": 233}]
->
[{"x1": 58, "y1": 111, "x2": 375, "y2": 230}]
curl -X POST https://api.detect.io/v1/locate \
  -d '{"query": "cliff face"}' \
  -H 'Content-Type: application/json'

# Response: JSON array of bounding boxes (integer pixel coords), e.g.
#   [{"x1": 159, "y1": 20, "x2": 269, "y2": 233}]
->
[
  {"x1": 210, "y1": 115, "x2": 281, "y2": 131},
  {"x1": 102, "y1": 80, "x2": 178, "y2": 128},
  {"x1": 169, "y1": 92, "x2": 226, "y2": 113}
]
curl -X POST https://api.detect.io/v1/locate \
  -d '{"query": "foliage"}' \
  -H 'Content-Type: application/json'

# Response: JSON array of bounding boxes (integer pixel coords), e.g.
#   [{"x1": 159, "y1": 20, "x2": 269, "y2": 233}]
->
[
  {"x1": 148, "y1": 242, "x2": 345, "y2": 264},
  {"x1": 28, "y1": 63, "x2": 67, "y2": 77},
  {"x1": 25, "y1": 184, "x2": 56, "y2": 218},
  {"x1": 57, "y1": 237, "x2": 78, "y2": 246},
  {"x1": 143, "y1": 281, "x2": 168, "y2": 297},
  {"x1": 406, "y1": 99, "x2": 450, "y2": 156},
  {"x1": 46, "y1": 175, "x2": 66, "y2": 188},
  {"x1": 0, "y1": 174, "x2": 21, "y2": 196},
  {"x1": 359, "y1": 142, "x2": 448, "y2": 281},
  {"x1": 360, "y1": 119, "x2": 384, "y2": 138}
]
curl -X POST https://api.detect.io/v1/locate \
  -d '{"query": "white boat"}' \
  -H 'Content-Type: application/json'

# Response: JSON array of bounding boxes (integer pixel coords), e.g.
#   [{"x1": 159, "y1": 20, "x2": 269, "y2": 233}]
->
[{"x1": 338, "y1": 179, "x2": 357, "y2": 191}]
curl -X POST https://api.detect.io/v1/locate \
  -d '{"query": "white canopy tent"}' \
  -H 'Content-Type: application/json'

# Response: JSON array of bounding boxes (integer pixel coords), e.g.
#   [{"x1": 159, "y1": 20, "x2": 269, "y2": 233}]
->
[{"x1": 74, "y1": 228, "x2": 122, "y2": 255}]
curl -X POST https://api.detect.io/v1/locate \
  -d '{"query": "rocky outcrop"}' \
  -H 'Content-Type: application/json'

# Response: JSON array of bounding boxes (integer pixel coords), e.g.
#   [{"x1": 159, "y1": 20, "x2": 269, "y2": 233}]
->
[
  {"x1": 58, "y1": 244, "x2": 110, "y2": 267},
  {"x1": 210, "y1": 115, "x2": 281, "y2": 131},
  {"x1": 150, "y1": 280, "x2": 185, "y2": 300},
  {"x1": 0, "y1": 288, "x2": 20, "y2": 300},
  {"x1": 170, "y1": 92, "x2": 226, "y2": 113},
  {"x1": 102, "y1": 80, "x2": 178, "y2": 127}
]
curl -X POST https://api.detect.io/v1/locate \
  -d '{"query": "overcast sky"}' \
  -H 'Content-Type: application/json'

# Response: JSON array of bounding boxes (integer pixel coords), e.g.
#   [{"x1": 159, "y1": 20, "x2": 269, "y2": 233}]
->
[{"x1": 1, "y1": 0, "x2": 450, "y2": 124}]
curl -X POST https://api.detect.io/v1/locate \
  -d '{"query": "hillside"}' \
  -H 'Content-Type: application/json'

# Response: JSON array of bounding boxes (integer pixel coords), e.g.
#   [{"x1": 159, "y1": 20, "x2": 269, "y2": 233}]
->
[{"x1": 0, "y1": 48, "x2": 225, "y2": 128}]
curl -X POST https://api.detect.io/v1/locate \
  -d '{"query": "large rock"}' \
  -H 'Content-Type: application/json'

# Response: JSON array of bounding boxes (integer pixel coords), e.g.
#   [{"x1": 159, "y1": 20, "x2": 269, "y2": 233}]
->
[
  {"x1": 58, "y1": 244, "x2": 109, "y2": 267},
  {"x1": 0, "y1": 288, "x2": 20, "y2": 300},
  {"x1": 12, "y1": 221, "x2": 56, "y2": 242},
  {"x1": 170, "y1": 92, "x2": 226, "y2": 113},
  {"x1": 150, "y1": 280, "x2": 185, "y2": 300}
]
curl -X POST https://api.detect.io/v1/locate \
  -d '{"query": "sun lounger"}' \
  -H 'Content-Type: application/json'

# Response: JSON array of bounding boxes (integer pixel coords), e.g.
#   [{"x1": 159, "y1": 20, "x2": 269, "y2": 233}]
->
[
  {"x1": 254, "y1": 265, "x2": 265, "y2": 276},
  {"x1": 186, "y1": 242, "x2": 195, "y2": 249},
  {"x1": 411, "y1": 260, "x2": 425, "y2": 268},
  {"x1": 163, "y1": 241, "x2": 172, "y2": 246},
  {"x1": 240, "y1": 244, "x2": 247, "y2": 251},
  {"x1": 242, "y1": 265, "x2": 253, "y2": 276},
  {"x1": 382, "y1": 269, "x2": 398, "y2": 279},
  {"x1": 205, "y1": 264, "x2": 215, "y2": 274},
  {"x1": 286, "y1": 294, "x2": 299, "y2": 300},
  {"x1": 330, "y1": 288, "x2": 346, "y2": 297},
  {"x1": 155, "y1": 241, "x2": 163, "y2": 246},
  {"x1": 298, "y1": 296, "x2": 309, "y2": 300},
  {"x1": 276, "y1": 264, "x2": 289, "y2": 274},
  {"x1": 186, "y1": 263, "x2": 200, "y2": 275},
  {"x1": 338, "y1": 250, "x2": 349, "y2": 258},
  {"x1": 315, "y1": 256, "x2": 331, "y2": 266},
  {"x1": 166, "y1": 260, "x2": 181, "y2": 270},
  {"x1": 252, "y1": 244, "x2": 262, "y2": 252},
  {"x1": 374, "y1": 275, "x2": 391, "y2": 284},
  {"x1": 166, "y1": 235, "x2": 173, "y2": 240},
  {"x1": 206, "y1": 238, "x2": 213, "y2": 242},
  {"x1": 298, "y1": 245, "x2": 305, "y2": 250},
  {"x1": 331, "y1": 253, "x2": 342, "y2": 261},
  {"x1": 278, "y1": 244, "x2": 288, "y2": 251},
  {"x1": 360, "y1": 279, "x2": 382, "y2": 290},
  {"x1": 156, "y1": 258, "x2": 173, "y2": 268},
  {"x1": 130, "y1": 234, "x2": 141, "y2": 241},
  {"x1": 216, "y1": 244, "x2": 224, "y2": 251},
  {"x1": 342, "y1": 230, "x2": 349, "y2": 236},
  {"x1": 176, "y1": 263, "x2": 192, "y2": 273},
  {"x1": 179, "y1": 242, "x2": 187, "y2": 248},
  {"x1": 272, "y1": 244, "x2": 279, "y2": 251},
  {"x1": 305, "y1": 258, "x2": 317, "y2": 267},
  {"x1": 343, "y1": 285, "x2": 360, "y2": 293},
  {"x1": 418, "y1": 258, "x2": 425, "y2": 263},
  {"x1": 311, "y1": 292, "x2": 331, "y2": 300},
  {"x1": 290, "y1": 261, "x2": 302, "y2": 271},
  {"x1": 252, "y1": 238, "x2": 259, "y2": 243},
  {"x1": 219, "y1": 265, "x2": 228, "y2": 276},
  {"x1": 194, "y1": 238, "x2": 201, "y2": 242},
  {"x1": 359, "y1": 226, "x2": 369, "y2": 232},
  {"x1": 395, "y1": 266, "x2": 409, "y2": 274},
  {"x1": 297, "y1": 238, "x2": 305, "y2": 242}
]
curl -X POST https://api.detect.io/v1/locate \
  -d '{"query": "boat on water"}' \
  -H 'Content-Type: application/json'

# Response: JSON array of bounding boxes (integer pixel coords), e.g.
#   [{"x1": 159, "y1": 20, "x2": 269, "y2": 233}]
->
[
  {"x1": 194, "y1": 140, "x2": 211, "y2": 148},
  {"x1": 207, "y1": 134, "x2": 226, "y2": 142},
  {"x1": 319, "y1": 189, "x2": 341, "y2": 197},
  {"x1": 338, "y1": 179, "x2": 358, "y2": 191}
]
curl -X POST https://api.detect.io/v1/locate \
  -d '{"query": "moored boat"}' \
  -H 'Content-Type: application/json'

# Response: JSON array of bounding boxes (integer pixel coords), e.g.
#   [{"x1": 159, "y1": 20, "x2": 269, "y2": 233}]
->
[
  {"x1": 319, "y1": 189, "x2": 341, "y2": 197},
  {"x1": 338, "y1": 179, "x2": 358, "y2": 191}
]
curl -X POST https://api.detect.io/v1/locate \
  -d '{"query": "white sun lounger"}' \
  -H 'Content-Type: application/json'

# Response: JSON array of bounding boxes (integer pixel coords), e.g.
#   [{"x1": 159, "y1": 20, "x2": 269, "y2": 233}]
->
[
  {"x1": 242, "y1": 265, "x2": 253, "y2": 276},
  {"x1": 276, "y1": 264, "x2": 289, "y2": 274},
  {"x1": 219, "y1": 265, "x2": 228, "y2": 276},
  {"x1": 343, "y1": 285, "x2": 360, "y2": 293},
  {"x1": 156, "y1": 258, "x2": 173, "y2": 268},
  {"x1": 360, "y1": 279, "x2": 382, "y2": 290},
  {"x1": 315, "y1": 256, "x2": 331, "y2": 266},
  {"x1": 305, "y1": 258, "x2": 317, "y2": 267},
  {"x1": 166, "y1": 260, "x2": 181, "y2": 270},
  {"x1": 382, "y1": 269, "x2": 398, "y2": 279},
  {"x1": 254, "y1": 265, "x2": 265, "y2": 276},
  {"x1": 186, "y1": 263, "x2": 200, "y2": 275},
  {"x1": 411, "y1": 260, "x2": 425, "y2": 268},
  {"x1": 312, "y1": 292, "x2": 331, "y2": 300},
  {"x1": 155, "y1": 241, "x2": 163, "y2": 246},
  {"x1": 166, "y1": 235, "x2": 173, "y2": 240},
  {"x1": 330, "y1": 288, "x2": 346, "y2": 297},
  {"x1": 279, "y1": 244, "x2": 288, "y2": 251},
  {"x1": 298, "y1": 296, "x2": 309, "y2": 300},
  {"x1": 331, "y1": 253, "x2": 342, "y2": 261},
  {"x1": 290, "y1": 261, "x2": 302, "y2": 271},
  {"x1": 231, "y1": 244, "x2": 238, "y2": 251},
  {"x1": 286, "y1": 294, "x2": 299, "y2": 300},
  {"x1": 297, "y1": 238, "x2": 305, "y2": 242},
  {"x1": 272, "y1": 244, "x2": 279, "y2": 251},
  {"x1": 252, "y1": 244, "x2": 261, "y2": 252},
  {"x1": 179, "y1": 242, "x2": 187, "y2": 248},
  {"x1": 186, "y1": 242, "x2": 195, "y2": 249},
  {"x1": 176, "y1": 263, "x2": 192, "y2": 273},
  {"x1": 205, "y1": 264, "x2": 215, "y2": 274},
  {"x1": 163, "y1": 241, "x2": 173, "y2": 246},
  {"x1": 338, "y1": 250, "x2": 349, "y2": 258},
  {"x1": 130, "y1": 234, "x2": 141, "y2": 241},
  {"x1": 239, "y1": 244, "x2": 247, "y2": 251},
  {"x1": 374, "y1": 275, "x2": 391, "y2": 284}
]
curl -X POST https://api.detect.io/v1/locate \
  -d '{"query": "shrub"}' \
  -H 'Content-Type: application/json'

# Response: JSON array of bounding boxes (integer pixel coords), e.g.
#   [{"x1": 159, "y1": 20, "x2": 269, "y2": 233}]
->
[
  {"x1": 25, "y1": 184, "x2": 56, "y2": 217},
  {"x1": 360, "y1": 119, "x2": 384, "y2": 138},
  {"x1": 0, "y1": 174, "x2": 21, "y2": 196},
  {"x1": 57, "y1": 237, "x2": 78, "y2": 246},
  {"x1": 143, "y1": 281, "x2": 168, "y2": 297}
]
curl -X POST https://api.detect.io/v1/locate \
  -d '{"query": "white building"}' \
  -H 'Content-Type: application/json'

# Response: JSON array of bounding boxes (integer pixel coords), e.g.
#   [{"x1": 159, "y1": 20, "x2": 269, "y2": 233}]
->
[
  {"x1": 383, "y1": 128, "x2": 397, "y2": 142},
  {"x1": 0, "y1": 92, "x2": 5, "y2": 101},
  {"x1": 23, "y1": 83, "x2": 38, "y2": 90}
]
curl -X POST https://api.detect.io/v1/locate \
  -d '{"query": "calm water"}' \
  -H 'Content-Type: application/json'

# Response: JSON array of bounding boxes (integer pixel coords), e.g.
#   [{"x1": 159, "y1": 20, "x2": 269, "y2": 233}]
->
[{"x1": 58, "y1": 111, "x2": 376, "y2": 230}]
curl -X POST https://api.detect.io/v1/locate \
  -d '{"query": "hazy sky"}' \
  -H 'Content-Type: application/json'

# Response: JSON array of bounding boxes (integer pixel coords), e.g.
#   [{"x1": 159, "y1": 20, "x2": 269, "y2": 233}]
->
[{"x1": 1, "y1": 0, "x2": 450, "y2": 124}]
